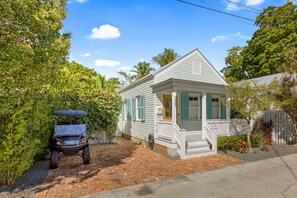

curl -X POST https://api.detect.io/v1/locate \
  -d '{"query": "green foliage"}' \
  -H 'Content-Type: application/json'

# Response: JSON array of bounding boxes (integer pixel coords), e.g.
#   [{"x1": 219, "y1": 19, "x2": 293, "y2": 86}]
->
[
  {"x1": 227, "y1": 82, "x2": 269, "y2": 126},
  {"x1": 130, "y1": 61, "x2": 155, "y2": 80},
  {"x1": 55, "y1": 61, "x2": 121, "y2": 141},
  {"x1": 0, "y1": 0, "x2": 69, "y2": 185},
  {"x1": 221, "y1": 2, "x2": 297, "y2": 82},
  {"x1": 221, "y1": 46, "x2": 245, "y2": 82},
  {"x1": 118, "y1": 70, "x2": 136, "y2": 85},
  {"x1": 152, "y1": 48, "x2": 178, "y2": 67},
  {"x1": 217, "y1": 134, "x2": 263, "y2": 151},
  {"x1": 0, "y1": 1, "x2": 121, "y2": 186}
]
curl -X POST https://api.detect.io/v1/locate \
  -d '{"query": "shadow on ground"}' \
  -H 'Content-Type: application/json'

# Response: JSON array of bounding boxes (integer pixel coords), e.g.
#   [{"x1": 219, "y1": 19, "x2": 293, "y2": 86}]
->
[
  {"x1": 37, "y1": 139, "x2": 136, "y2": 193},
  {"x1": 0, "y1": 138, "x2": 136, "y2": 197},
  {"x1": 0, "y1": 160, "x2": 49, "y2": 197}
]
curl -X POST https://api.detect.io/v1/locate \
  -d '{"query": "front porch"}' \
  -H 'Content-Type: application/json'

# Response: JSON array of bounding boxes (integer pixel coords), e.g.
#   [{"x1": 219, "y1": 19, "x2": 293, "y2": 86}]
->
[{"x1": 152, "y1": 79, "x2": 229, "y2": 159}]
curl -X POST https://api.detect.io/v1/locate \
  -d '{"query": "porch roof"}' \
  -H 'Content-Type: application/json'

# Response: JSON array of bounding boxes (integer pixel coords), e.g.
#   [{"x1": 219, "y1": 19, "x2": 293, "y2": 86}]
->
[{"x1": 151, "y1": 78, "x2": 226, "y2": 93}]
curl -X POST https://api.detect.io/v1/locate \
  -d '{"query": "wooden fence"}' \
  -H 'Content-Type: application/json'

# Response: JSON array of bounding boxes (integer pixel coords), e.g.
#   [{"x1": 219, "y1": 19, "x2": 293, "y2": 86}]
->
[{"x1": 264, "y1": 111, "x2": 295, "y2": 144}]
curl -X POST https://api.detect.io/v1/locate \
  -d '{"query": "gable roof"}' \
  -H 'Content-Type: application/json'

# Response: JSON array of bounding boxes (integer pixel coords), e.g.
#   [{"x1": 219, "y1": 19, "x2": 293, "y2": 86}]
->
[{"x1": 118, "y1": 48, "x2": 227, "y2": 92}]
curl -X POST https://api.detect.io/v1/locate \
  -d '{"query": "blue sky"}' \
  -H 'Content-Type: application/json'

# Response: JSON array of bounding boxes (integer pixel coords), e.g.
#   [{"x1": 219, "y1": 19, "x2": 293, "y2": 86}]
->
[{"x1": 63, "y1": 0, "x2": 287, "y2": 79}]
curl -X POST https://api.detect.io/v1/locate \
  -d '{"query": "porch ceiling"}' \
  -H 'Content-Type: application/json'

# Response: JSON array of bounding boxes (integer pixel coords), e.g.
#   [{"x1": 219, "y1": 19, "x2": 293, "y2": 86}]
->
[{"x1": 151, "y1": 78, "x2": 226, "y2": 93}]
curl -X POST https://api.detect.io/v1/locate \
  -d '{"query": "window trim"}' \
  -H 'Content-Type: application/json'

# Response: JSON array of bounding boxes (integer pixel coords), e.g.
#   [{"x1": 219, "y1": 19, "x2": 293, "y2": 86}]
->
[
  {"x1": 211, "y1": 95, "x2": 221, "y2": 119},
  {"x1": 162, "y1": 94, "x2": 172, "y2": 120},
  {"x1": 188, "y1": 93, "x2": 201, "y2": 120},
  {"x1": 135, "y1": 95, "x2": 141, "y2": 120}
]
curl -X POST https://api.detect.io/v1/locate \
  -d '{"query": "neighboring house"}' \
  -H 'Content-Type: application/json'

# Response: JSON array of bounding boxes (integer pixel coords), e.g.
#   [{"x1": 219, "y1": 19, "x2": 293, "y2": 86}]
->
[
  {"x1": 235, "y1": 73, "x2": 296, "y2": 144},
  {"x1": 118, "y1": 49, "x2": 230, "y2": 159}
]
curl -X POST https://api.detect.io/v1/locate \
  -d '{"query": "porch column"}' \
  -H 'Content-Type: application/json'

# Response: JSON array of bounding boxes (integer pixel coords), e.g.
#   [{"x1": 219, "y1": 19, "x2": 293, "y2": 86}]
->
[
  {"x1": 202, "y1": 91, "x2": 207, "y2": 139},
  {"x1": 172, "y1": 90, "x2": 177, "y2": 141}
]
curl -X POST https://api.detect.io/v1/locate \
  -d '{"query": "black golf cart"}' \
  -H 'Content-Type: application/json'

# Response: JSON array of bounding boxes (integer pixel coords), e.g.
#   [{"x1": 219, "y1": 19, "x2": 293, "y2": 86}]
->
[{"x1": 50, "y1": 110, "x2": 90, "y2": 169}]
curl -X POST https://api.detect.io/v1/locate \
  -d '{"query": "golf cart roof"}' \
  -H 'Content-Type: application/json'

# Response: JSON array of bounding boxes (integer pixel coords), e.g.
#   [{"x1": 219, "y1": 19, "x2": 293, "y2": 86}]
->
[{"x1": 54, "y1": 110, "x2": 87, "y2": 116}]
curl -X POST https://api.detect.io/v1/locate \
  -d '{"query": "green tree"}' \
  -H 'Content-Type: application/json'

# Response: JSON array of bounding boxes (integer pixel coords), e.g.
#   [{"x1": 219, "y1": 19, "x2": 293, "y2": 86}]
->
[
  {"x1": 270, "y1": 47, "x2": 297, "y2": 136},
  {"x1": 131, "y1": 61, "x2": 155, "y2": 80},
  {"x1": 152, "y1": 48, "x2": 178, "y2": 67},
  {"x1": 0, "y1": 0, "x2": 70, "y2": 185},
  {"x1": 221, "y1": 2, "x2": 297, "y2": 81},
  {"x1": 227, "y1": 82, "x2": 270, "y2": 151},
  {"x1": 56, "y1": 61, "x2": 121, "y2": 143},
  {"x1": 221, "y1": 46, "x2": 246, "y2": 82},
  {"x1": 118, "y1": 70, "x2": 136, "y2": 84}
]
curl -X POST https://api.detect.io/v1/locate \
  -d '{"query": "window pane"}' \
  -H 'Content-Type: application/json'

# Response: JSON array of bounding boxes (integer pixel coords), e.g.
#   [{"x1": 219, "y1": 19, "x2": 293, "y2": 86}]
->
[
  {"x1": 189, "y1": 95, "x2": 199, "y2": 119},
  {"x1": 212, "y1": 97, "x2": 220, "y2": 119},
  {"x1": 165, "y1": 98, "x2": 172, "y2": 117}
]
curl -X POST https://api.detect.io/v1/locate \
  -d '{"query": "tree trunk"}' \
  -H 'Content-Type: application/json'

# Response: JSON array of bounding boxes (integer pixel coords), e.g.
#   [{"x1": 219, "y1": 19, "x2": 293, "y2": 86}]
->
[{"x1": 246, "y1": 119, "x2": 253, "y2": 152}]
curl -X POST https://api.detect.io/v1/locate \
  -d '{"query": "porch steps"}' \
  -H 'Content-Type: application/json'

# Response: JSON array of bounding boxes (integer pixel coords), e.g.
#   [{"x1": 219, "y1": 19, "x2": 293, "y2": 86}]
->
[
  {"x1": 185, "y1": 137, "x2": 216, "y2": 159},
  {"x1": 184, "y1": 149, "x2": 216, "y2": 159}
]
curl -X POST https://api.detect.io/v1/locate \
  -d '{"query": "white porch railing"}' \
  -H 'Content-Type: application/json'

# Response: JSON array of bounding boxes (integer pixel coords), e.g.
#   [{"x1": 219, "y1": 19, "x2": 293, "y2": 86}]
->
[
  {"x1": 173, "y1": 123, "x2": 186, "y2": 159},
  {"x1": 204, "y1": 123, "x2": 217, "y2": 152}
]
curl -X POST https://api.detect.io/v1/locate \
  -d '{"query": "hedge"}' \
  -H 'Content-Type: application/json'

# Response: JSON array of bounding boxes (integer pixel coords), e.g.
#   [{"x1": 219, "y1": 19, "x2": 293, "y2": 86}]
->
[{"x1": 217, "y1": 134, "x2": 263, "y2": 151}]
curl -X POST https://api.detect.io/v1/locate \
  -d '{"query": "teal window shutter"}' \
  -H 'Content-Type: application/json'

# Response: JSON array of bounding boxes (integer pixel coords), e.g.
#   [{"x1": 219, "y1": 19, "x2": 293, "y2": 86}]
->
[
  {"x1": 140, "y1": 94, "x2": 145, "y2": 121},
  {"x1": 207, "y1": 94, "x2": 212, "y2": 119},
  {"x1": 200, "y1": 96, "x2": 202, "y2": 119},
  {"x1": 181, "y1": 92, "x2": 189, "y2": 120},
  {"x1": 221, "y1": 95, "x2": 226, "y2": 119},
  {"x1": 126, "y1": 98, "x2": 131, "y2": 119},
  {"x1": 132, "y1": 97, "x2": 136, "y2": 121}
]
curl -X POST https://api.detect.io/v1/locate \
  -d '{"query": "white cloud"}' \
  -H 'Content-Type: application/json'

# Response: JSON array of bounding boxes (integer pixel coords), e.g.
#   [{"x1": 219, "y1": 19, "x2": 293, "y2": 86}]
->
[
  {"x1": 75, "y1": 0, "x2": 88, "y2": 3},
  {"x1": 79, "y1": 53, "x2": 91, "y2": 57},
  {"x1": 211, "y1": 32, "x2": 250, "y2": 42},
  {"x1": 211, "y1": 35, "x2": 227, "y2": 42},
  {"x1": 139, "y1": 58, "x2": 146, "y2": 62},
  {"x1": 240, "y1": 35, "x2": 251, "y2": 39},
  {"x1": 226, "y1": 0, "x2": 265, "y2": 11},
  {"x1": 89, "y1": 24, "x2": 120, "y2": 39},
  {"x1": 246, "y1": 0, "x2": 264, "y2": 6},
  {"x1": 118, "y1": 66, "x2": 131, "y2": 71},
  {"x1": 226, "y1": 0, "x2": 240, "y2": 10},
  {"x1": 94, "y1": 59, "x2": 121, "y2": 67}
]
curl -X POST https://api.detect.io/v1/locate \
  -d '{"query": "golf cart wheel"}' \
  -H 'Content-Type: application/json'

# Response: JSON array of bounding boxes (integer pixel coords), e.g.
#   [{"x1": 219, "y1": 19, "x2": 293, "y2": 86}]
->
[
  {"x1": 83, "y1": 147, "x2": 90, "y2": 164},
  {"x1": 50, "y1": 150, "x2": 59, "y2": 169}
]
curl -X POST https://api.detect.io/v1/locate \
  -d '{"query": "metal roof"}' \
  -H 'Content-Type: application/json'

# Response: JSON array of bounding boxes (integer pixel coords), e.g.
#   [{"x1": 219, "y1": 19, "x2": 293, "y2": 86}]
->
[
  {"x1": 54, "y1": 110, "x2": 87, "y2": 116},
  {"x1": 235, "y1": 73, "x2": 287, "y2": 86}
]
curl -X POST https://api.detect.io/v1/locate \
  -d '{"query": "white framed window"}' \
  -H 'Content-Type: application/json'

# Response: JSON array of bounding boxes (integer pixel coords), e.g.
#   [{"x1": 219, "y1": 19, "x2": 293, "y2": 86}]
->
[
  {"x1": 212, "y1": 96, "x2": 221, "y2": 119},
  {"x1": 189, "y1": 94, "x2": 200, "y2": 120},
  {"x1": 136, "y1": 95, "x2": 140, "y2": 120},
  {"x1": 192, "y1": 61, "x2": 201, "y2": 75}
]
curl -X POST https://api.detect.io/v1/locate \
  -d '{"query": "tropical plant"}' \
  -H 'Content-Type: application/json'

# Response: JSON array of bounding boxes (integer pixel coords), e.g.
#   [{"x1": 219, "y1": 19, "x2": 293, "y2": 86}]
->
[
  {"x1": 118, "y1": 70, "x2": 136, "y2": 85},
  {"x1": 130, "y1": 61, "x2": 155, "y2": 80},
  {"x1": 0, "y1": 0, "x2": 70, "y2": 185},
  {"x1": 221, "y1": 2, "x2": 297, "y2": 82},
  {"x1": 152, "y1": 48, "x2": 178, "y2": 67}
]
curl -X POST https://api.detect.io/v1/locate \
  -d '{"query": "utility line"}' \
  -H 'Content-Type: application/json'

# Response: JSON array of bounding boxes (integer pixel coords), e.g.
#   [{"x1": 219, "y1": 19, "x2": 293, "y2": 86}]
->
[
  {"x1": 224, "y1": 0, "x2": 261, "y2": 12},
  {"x1": 197, "y1": 0, "x2": 259, "y2": 14},
  {"x1": 176, "y1": 0, "x2": 256, "y2": 22}
]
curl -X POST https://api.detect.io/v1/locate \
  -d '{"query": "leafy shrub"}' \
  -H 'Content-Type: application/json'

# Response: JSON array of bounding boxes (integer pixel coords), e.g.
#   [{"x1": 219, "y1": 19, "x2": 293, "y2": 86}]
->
[
  {"x1": 250, "y1": 134, "x2": 263, "y2": 147},
  {"x1": 237, "y1": 140, "x2": 249, "y2": 153},
  {"x1": 218, "y1": 134, "x2": 263, "y2": 151}
]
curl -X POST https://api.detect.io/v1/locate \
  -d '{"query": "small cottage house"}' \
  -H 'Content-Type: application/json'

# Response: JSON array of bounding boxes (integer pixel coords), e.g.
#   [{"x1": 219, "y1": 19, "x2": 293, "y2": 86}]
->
[{"x1": 118, "y1": 49, "x2": 230, "y2": 159}]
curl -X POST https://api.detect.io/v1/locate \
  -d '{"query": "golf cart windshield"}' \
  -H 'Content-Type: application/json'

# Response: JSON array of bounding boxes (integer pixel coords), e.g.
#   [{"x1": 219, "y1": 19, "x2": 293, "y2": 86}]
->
[
  {"x1": 54, "y1": 124, "x2": 86, "y2": 136},
  {"x1": 54, "y1": 110, "x2": 87, "y2": 136}
]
